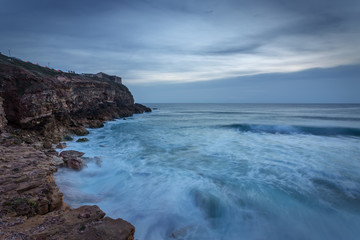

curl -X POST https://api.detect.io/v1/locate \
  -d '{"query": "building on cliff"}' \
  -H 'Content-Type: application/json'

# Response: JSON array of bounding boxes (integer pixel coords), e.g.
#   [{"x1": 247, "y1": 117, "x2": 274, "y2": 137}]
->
[{"x1": 82, "y1": 72, "x2": 122, "y2": 84}]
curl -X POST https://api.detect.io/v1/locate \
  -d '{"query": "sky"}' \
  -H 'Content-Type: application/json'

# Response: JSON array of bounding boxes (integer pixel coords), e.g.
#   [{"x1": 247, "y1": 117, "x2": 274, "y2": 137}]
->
[{"x1": 1, "y1": 0, "x2": 360, "y2": 103}]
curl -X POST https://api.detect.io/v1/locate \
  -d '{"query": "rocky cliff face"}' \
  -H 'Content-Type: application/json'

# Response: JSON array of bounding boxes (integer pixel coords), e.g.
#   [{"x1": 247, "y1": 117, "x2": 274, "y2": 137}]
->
[
  {"x1": 0, "y1": 143, "x2": 134, "y2": 239},
  {"x1": 0, "y1": 97, "x2": 6, "y2": 130},
  {"x1": 0, "y1": 54, "x2": 150, "y2": 239},
  {"x1": 0, "y1": 53, "x2": 150, "y2": 140}
]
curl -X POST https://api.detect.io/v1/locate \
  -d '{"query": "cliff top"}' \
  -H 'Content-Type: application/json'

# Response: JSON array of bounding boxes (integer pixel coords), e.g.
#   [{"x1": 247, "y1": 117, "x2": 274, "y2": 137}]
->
[{"x1": 0, "y1": 53, "x2": 122, "y2": 84}]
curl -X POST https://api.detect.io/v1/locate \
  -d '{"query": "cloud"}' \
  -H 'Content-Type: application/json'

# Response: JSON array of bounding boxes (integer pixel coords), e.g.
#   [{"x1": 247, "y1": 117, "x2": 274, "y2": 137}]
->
[
  {"x1": 128, "y1": 64, "x2": 360, "y2": 103},
  {"x1": 1, "y1": 0, "x2": 359, "y2": 86}
]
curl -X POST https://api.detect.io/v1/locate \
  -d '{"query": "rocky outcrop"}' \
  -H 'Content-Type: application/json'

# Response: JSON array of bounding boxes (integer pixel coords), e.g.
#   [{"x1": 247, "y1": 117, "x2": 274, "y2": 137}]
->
[
  {"x1": 0, "y1": 54, "x2": 148, "y2": 239},
  {"x1": 0, "y1": 130, "x2": 135, "y2": 240},
  {"x1": 60, "y1": 150, "x2": 86, "y2": 170},
  {"x1": 0, "y1": 53, "x2": 150, "y2": 141},
  {"x1": 0, "y1": 144, "x2": 63, "y2": 218},
  {"x1": 0, "y1": 97, "x2": 6, "y2": 130}
]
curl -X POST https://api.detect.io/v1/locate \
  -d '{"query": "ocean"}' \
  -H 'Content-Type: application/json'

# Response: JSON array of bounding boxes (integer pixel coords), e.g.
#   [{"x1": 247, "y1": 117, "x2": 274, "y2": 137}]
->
[{"x1": 54, "y1": 104, "x2": 360, "y2": 240}]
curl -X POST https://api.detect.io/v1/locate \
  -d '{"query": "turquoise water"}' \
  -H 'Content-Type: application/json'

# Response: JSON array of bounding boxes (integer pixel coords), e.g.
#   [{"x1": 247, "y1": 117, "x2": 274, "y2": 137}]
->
[{"x1": 54, "y1": 104, "x2": 360, "y2": 240}]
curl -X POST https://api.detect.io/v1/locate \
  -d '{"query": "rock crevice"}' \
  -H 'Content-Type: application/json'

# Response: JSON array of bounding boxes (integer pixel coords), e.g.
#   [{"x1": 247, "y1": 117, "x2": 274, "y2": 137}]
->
[{"x1": 0, "y1": 96, "x2": 6, "y2": 130}]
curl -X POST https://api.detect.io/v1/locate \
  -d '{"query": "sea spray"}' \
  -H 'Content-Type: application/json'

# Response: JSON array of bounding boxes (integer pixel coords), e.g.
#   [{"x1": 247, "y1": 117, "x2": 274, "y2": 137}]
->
[{"x1": 55, "y1": 104, "x2": 360, "y2": 240}]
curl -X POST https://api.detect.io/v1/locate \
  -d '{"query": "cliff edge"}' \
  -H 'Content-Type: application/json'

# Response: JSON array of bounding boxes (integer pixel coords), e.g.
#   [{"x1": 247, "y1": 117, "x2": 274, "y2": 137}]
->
[{"x1": 0, "y1": 53, "x2": 150, "y2": 239}]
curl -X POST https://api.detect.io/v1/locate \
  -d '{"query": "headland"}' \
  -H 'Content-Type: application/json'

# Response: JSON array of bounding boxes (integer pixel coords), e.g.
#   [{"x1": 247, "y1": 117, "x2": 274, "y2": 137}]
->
[{"x1": 0, "y1": 53, "x2": 150, "y2": 239}]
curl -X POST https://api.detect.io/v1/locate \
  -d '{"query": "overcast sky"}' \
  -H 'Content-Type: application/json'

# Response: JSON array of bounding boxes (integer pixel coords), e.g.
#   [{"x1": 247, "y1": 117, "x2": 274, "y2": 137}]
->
[{"x1": 1, "y1": 0, "x2": 359, "y2": 103}]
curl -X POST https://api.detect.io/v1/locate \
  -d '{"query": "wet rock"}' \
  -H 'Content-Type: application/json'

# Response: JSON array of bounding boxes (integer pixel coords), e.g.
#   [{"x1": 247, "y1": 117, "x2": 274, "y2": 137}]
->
[
  {"x1": 60, "y1": 150, "x2": 85, "y2": 159},
  {"x1": 76, "y1": 137, "x2": 89, "y2": 142},
  {"x1": 56, "y1": 142, "x2": 67, "y2": 149},
  {"x1": 63, "y1": 135, "x2": 74, "y2": 141},
  {"x1": 59, "y1": 150, "x2": 86, "y2": 170},
  {"x1": 87, "y1": 120, "x2": 104, "y2": 128},
  {"x1": 66, "y1": 158, "x2": 85, "y2": 170},
  {"x1": 51, "y1": 155, "x2": 64, "y2": 166},
  {"x1": 134, "y1": 103, "x2": 152, "y2": 113},
  {"x1": 71, "y1": 127, "x2": 89, "y2": 136}
]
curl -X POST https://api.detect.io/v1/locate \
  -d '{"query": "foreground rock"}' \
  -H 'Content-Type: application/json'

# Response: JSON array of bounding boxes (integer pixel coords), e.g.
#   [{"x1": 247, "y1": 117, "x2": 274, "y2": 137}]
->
[
  {"x1": 0, "y1": 141, "x2": 135, "y2": 239},
  {"x1": 0, "y1": 144, "x2": 64, "y2": 217},
  {"x1": 1, "y1": 205, "x2": 134, "y2": 240},
  {"x1": 59, "y1": 150, "x2": 86, "y2": 170}
]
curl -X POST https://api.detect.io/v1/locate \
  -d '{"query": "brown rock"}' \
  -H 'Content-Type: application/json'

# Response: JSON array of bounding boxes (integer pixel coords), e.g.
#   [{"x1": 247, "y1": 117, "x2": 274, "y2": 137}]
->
[
  {"x1": 0, "y1": 96, "x2": 7, "y2": 130},
  {"x1": 0, "y1": 53, "x2": 141, "y2": 140},
  {"x1": 59, "y1": 150, "x2": 86, "y2": 170},
  {"x1": 66, "y1": 158, "x2": 85, "y2": 170},
  {"x1": 60, "y1": 150, "x2": 85, "y2": 159},
  {"x1": 134, "y1": 103, "x2": 152, "y2": 113},
  {"x1": 56, "y1": 142, "x2": 67, "y2": 149},
  {"x1": 0, "y1": 145, "x2": 64, "y2": 218},
  {"x1": 51, "y1": 155, "x2": 64, "y2": 166},
  {"x1": 43, "y1": 141, "x2": 52, "y2": 149},
  {"x1": 0, "y1": 144, "x2": 134, "y2": 240},
  {"x1": 1, "y1": 206, "x2": 135, "y2": 240}
]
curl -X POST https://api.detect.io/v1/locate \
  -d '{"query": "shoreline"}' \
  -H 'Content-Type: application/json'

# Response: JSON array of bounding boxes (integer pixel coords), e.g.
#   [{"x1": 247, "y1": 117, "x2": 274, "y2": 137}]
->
[
  {"x1": 0, "y1": 53, "x2": 151, "y2": 239},
  {"x1": 0, "y1": 116, "x2": 149, "y2": 239}
]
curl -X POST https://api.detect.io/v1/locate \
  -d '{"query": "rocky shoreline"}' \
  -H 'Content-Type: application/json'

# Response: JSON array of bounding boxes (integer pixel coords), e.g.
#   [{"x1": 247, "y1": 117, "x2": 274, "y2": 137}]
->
[{"x1": 0, "y1": 53, "x2": 151, "y2": 239}]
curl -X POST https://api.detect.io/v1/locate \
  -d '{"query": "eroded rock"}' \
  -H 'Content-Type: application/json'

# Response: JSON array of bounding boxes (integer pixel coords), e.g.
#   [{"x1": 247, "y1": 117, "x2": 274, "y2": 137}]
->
[
  {"x1": 1, "y1": 205, "x2": 135, "y2": 240},
  {"x1": 66, "y1": 158, "x2": 85, "y2": 170},
  {"x1": 51, "y1": 155, "x2": 64, "y2": 166},
  {"x1": 0, "y1": 96, "x2": 7, "y2": 130},
  {"x1": 0, "y1": 145, "x2": 65, "y2": 218},
  {"x1": 60, "y1": 150, "x2": 85, "y2": 159},
  {"x1": 56, "y1": 142, "x2": 67, "y2": 149}
]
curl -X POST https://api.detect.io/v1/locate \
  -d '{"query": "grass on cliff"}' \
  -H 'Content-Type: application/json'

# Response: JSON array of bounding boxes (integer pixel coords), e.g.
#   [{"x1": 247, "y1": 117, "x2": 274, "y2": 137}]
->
[
  {"x1": 0, "y1": 53, "x2": 60, "y2": 77},
  {"x1": 0, "y1": 53, "x2": 130, "y2": 91}
]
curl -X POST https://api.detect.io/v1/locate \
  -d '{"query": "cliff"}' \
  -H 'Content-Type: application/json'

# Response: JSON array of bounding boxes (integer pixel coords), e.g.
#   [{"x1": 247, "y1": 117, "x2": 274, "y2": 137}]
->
[
  {"x1": 0, "y1": 53, "x2": 150, "y2": 139},
  {"x1": 0, "y1": 53, "x2": 150, "y2": 239},
  {"x1": 0, "y1": 96, "x2": 6, "y2": 129}
]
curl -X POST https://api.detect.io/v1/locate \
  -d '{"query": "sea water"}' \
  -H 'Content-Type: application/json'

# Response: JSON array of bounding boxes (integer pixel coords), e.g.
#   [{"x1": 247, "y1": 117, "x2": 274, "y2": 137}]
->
[{"x1": 54, "y1": 104, "x2": 360, "y2": 240}]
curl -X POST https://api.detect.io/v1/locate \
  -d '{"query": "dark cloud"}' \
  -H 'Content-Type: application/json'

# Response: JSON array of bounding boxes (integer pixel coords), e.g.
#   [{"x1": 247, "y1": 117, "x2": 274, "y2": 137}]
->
[
  {"x1": 1, "y1": 0, "x2": 359, "y2": 102},
  {"x1": 201, "y1": 43, "x2": 263, "y2": 55},
  {"x1": 129, "y1": 64, "x2": 360, "y2": 103}
]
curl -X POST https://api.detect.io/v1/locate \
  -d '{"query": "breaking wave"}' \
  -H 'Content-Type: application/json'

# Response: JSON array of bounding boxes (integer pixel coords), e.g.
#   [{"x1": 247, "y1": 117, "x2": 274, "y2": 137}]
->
[{"x1": 222, "y1": 124, "x2": 360, "y2": 137}]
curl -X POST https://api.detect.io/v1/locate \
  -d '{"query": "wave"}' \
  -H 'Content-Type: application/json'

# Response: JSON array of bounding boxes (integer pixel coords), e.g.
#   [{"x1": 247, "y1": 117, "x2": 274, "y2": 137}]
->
[
  {"x1": 295, "y1": 116, "x2": 360, "y2": 121},
  {"x1": 222, "y1": 124, "x2": 360, "y2": 137},
  {"x1": 177, "y1": 111, "x2": 269, "y2": 115}
]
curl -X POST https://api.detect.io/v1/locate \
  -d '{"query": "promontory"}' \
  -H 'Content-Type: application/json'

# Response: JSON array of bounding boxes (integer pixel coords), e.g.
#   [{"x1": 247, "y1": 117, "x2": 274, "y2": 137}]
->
[{"x1": 0, "y1": 53, "x2": 150, "y2": 239}]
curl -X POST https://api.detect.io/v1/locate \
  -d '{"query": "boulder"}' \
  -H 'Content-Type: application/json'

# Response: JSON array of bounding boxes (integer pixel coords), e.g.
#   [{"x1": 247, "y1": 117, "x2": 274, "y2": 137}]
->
[
  {"x1": 60, "y1": 150, "x2": 85, "y2": 159},
  {"x1": 66, "y1": 158, "x2": 85, "y2": 170},
  {"x1": 59, "y1": 150, "x2": 86, "y2": 170},
  {"x1": 51, "y1": 155, "x2": 64, "y2": 166},
  {"x1": 76, "y1": 137, "x2": 89, "y2": 142},
  {"x1": 56, "y1": 142, "x2": 67, "y2": 149}
]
